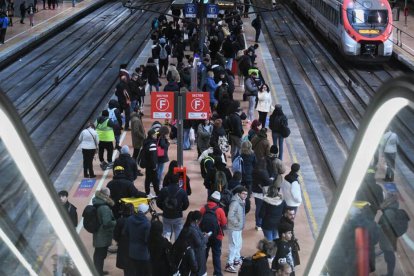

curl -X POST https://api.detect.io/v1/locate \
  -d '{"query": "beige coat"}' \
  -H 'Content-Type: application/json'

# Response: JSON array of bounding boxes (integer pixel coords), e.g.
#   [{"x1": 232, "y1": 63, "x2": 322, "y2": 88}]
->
[{"x1": 131, "y1": 112, "x2": 146, "y2": 149}]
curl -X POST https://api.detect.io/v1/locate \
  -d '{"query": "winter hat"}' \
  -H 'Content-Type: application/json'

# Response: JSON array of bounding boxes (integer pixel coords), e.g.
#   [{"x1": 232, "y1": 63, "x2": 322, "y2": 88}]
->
[
  {"x1": 210, "y1": 191, "x2": 221, "y2": 203},
  {"x1": 138, "y1": 203, "x2": 149, "y2": 213},
  {"x1": 274, "y1": 104, "x2": 282, "y2": 110},
  {"x1": 148, "y1": 129, "x2": 157, "y2": 137},
  {"x1": 270, "y1": 145, "x2": 278, "y2": 155},
  {"x1": 291, "y1": 163, "x2": 300, "y2": 173},
  {"x1": 159, "y1": 37, "x2": 166, "y2": 44},
  {"x1": 121, "y1": 145, "x2": 129, "y2": 154}
]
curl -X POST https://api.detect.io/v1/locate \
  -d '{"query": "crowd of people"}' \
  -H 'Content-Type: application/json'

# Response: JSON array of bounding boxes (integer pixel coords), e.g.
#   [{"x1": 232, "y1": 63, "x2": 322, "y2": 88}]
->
[{"x1": 60, "y1": 4, "x2": 407, "y2": 276}]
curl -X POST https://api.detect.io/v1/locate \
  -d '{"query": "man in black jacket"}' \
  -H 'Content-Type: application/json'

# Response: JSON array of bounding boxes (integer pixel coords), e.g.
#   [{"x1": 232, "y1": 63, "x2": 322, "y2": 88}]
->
[
  {"x1": 227, "y1": 103, "x2": 244, "y2": 160},
  {"x1": 115, "y1": 76, "x2": 131, "y2": 130},
  {"x1": 107, "y1": 165, "x2": 146, "y2": 219},
  {"x1": 142, "y1": 129, "x2": 159, "y2": 195},
  {"x1": 251, "y1": 15, "x2": 261, "y2": 43},
  {"x1": 58, "y1": 190, "x2": 78, "y2": 228},
  {"x1": 113, "y1": 145, "x2": 139, "y2": 182},
  {"x1": 156, "y1": 174, "x2": 189, "y2": 242}
]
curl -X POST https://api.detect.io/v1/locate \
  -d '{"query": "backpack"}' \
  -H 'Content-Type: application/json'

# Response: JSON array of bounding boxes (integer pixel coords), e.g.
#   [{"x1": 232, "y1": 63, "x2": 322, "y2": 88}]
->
[
  {"x1": 199, "y1": 205, "x2": 220, "y2": 239},
  {"x1": 201, "y1": 156, "x2": 214, "y2": 179},
  {"x1": 221, "y1": 189, "x2": 233, "y2": 216},
  {"x1": 82, "y1": 205, "x2": 101, "y2": 233},
  {"x1": 381, "y1": 208, "x2": 410, "y2": 237},
  {"x1": 139, "y1": 142, "x2": 149, "y2": 169},
  {"x1": 108, "y1": 108, "x2": 118, "y2": 125},
  {"x1": 159, "y1": 45, "x2": 168, "y2": 60},
  {"x1": 238, "y1": 257, "x2": 255, "y2": 276},
  {"x1": 232, "y1": 155, "x2": 243, "y2": 174},
  {"x1": 163, "y1": 189, "x2": 181, "y2": 214}
]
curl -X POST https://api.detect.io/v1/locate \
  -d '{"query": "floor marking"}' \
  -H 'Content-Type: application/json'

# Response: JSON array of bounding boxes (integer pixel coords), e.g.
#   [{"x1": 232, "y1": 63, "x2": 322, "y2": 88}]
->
[{"x1": 76, "y1": 131, "x2": 127, "y2": 233}]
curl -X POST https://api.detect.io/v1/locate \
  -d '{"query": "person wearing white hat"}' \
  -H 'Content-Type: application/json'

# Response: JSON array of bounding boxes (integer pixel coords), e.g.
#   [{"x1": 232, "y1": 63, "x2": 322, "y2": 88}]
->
[{"x1": 124, "y1": 203, "x2": 151, "y2": 275}]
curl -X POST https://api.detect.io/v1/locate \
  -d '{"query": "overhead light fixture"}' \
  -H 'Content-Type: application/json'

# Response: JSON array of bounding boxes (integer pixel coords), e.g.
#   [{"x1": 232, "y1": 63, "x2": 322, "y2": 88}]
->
[
  {"x1": 305, "y1": 75, "x2": 414, "y2": 275},
  {"x1": 0, "y1": 92, "x2": 96, "y2": 275}
]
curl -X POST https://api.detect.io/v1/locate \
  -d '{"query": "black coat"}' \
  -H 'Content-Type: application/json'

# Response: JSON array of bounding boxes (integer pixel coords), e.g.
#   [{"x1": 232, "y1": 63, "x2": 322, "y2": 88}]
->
[
  {"x1": 143, "y1": 63, "x2": 160, "y2": 86},
  {"x1": 173, "y1": 229, "x2": 199, "y2": 275},
  {"x1": 63, "y1": 202, "x2": 78, "y2": 228},
  {"x1": 113, "y1": 153, "x2": 139, "y2": 181},
  {"x1": 228, "y1": 113, "x2": 243, "y2": 138},
  {"x1": 156, "y1": 184, "x2": 189, "y2": 219},
  {"x1": 177, "y1": 224, "x2": 207, "y2": 275},
  {"x1": 252, "y1": 167, "x2": 272, "y2": 194},
  {"x1": 148, "y1": 234, "x2": 173, "y2": 275},
  {"x1": 113, "y1": 216, "x2": 130, "y2": 269},
  {"x1": 142, "y1": 137, "x2": 158, "y2": 170},
  {"x1": 259, "y1": 196, "x2": 287, "y2": 231},
  {"x1": 241, "y1": 153, "x2": 256, "y2": 183}
]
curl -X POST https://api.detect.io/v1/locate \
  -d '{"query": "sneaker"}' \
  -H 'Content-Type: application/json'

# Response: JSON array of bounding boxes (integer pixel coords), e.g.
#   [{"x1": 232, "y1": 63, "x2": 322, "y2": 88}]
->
[
  {"x1": 100, "y1": 161, "x2": 108, "y2": 170},
  {"x1": 225, "y1": 264, "x2": 238, "y2": 273},
  {"x1": 106, "y1": 162, "x2": 114, "y2": 169},
  {"x1": 255, "y1": 226, "x2": 262, "y2": 231},
  {"x1": 233, "y1": 260, "x2": 242, "y2": 267}
]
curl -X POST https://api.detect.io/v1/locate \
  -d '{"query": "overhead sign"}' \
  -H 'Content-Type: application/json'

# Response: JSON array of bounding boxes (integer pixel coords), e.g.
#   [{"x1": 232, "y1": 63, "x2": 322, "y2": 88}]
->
[
  {"x1": 184, "y1": 3, "x2": 197, "y2": 18},
  {"x1": 186, "y1": 92, "x2": 210, "y2": 119},
  {"x1": 206, "y1": 4, "x2": 219, "y2": 18},
  {"x1": 151, "y1": 92, "x2": 175, "y2": 119}
]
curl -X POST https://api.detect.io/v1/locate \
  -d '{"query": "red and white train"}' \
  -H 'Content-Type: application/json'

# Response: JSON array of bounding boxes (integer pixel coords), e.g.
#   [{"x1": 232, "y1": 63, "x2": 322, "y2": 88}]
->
[{"x1": 291, "y1": 0, "x2": 394, "y2": 61}]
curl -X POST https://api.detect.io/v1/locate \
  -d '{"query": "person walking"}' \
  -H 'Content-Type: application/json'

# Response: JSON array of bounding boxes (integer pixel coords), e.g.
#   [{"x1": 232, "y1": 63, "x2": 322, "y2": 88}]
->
[
  {"x1": 281, "y1": 163, "x2": 302, "y2": 213},
  {"x1": 271, "y1": 223, "x2": 295, "y2": 273},
  {"x1": 380, "y1": 128, "x2": 399, "y2": 182},
  {"x1": 19, "y1": 1, "x2": 26, "y2": 24},
  {"x1": 197, "y1": 119, "x2": 213, "y2": 157},
  {"x1": 225, "y1": 187, "x2": 248, "y2": 273},
  {"x1": 269, "y1": 104, "x2": 288, "y2": 160},
  {"x1": 256, "y1": 84, "x2": 273, "y2": 128},
  {"x1": 107, "y1": 99, "x2": 123, "y2": 151},
  {"x1": 92, "y1": 188, "x2": 116, "y2": 276},
  {"x1": 156, "y1": 125, "x2": 170, "y2": 186},
  {"x1": 124, "y1": 203, "x2": 151, "y2": 276},
  {"x1": 155, "y1": 37, "x2": 171, "y2": 77},
  {"x1": 78, "y1": 122, "x2": 98, "y2": 178},
  {"x1": 141, "y1": 129, "x2": 159, "y2": 195},
  {"x1": 58, "y1": 190, "x2": 78, "y2": 228},
  {"x1": 156, "y1": 174, "x2": 189, "y2": 242},
  {"x1": 95, "y1": 110, "x2": 115, "y2": 170},
  {"x1": 240, "y1": 140, "x2": 257, "y2": 194},
  {"x1": 251, "y1": 15, "x2": 262, "y2": 42},
  {"x1": 200, "y1": 191, "x2": 227, "y2": 276},
  {"x1": 0, "y1": 12, "x2": 9, "y2": 44}
]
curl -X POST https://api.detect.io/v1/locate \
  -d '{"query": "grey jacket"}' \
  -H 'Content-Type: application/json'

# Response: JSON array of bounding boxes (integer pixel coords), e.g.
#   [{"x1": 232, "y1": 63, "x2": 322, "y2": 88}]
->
[{"x1": 227, "y1": 194, "x2": 246, "y2": 231}]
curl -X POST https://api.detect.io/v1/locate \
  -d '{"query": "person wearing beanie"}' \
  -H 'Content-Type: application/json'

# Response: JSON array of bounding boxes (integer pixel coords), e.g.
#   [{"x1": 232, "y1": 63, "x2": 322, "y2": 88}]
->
[
  {"x1": 245, "y1": 239, "x2": 276, "y2": 275},
  {"x1": 95, "y1": 109, "x2": 116, "y2": 170},
  {"x1": 280, "y1": 163, "x2": 302, "y2": 212},
  {"x1": 200, "y1": 191, "x2": 227, "y2": 276},
  {"x1": 113, "y1": 145, "x2": 139, "y2": 182},
  {"x1": 269, "y1": 104, "x2": 288, "y2": 160},
  {"x1": 271, "y1": 222, "x2": 295, "y2": 273},
  {"x1": 124, "y1": 201, "x2": 151, "y2": 275}
]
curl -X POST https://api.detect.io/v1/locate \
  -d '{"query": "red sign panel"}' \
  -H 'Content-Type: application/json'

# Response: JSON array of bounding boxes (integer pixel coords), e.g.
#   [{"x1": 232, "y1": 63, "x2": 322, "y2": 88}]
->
[
  {"x1": 186, "y1": 92, "x2": 210, "y2": 119},
  {"x1": 151, "y1": 92, "x2": 175, "y2": 119}
]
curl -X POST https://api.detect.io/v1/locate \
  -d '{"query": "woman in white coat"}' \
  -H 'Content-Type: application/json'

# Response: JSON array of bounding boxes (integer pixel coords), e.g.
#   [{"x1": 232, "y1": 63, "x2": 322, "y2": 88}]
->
[
  {"x1": 79, "y1": 122, "x2": 99, "y2": 178},
  {"x1": 256, "y1": 84, "x2": 273, "y2": 128}
]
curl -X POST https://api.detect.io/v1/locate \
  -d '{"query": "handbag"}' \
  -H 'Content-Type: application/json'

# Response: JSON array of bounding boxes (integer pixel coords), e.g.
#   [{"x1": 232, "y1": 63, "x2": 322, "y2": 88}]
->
[
  {"x1": 157, "y1": 139, "x2": 165, "y2": 157},
  {"x1": 281, "y1": 126, "x2": 291, "y2": 138},
  {"x1": 87, "y1": 129, "x2": 98, "y2": 154}
]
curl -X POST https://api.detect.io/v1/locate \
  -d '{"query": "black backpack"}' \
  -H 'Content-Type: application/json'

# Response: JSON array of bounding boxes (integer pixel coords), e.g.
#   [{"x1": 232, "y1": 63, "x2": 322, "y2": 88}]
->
[
  {"x1": 82, "y1": 205, "x2": 101, "y2": 233},
  {"x1": 220, "y1": 189, "x2": 233, "y2": 216},
  {"x1": 238, "y1": 257, "x2": 255, "y2": 276},
  {"x1": 139, "y1": 142, "x2": 149, "y2": 169},
  {"x1": 199, "y1": 205, "x2": 220, "y2": 239},
  {"x1": 381, "y1": 208, "x2": 410, "y2": 237},
  {"x1": 163, "y1": 189, "x2": 181, "y2": 214}
]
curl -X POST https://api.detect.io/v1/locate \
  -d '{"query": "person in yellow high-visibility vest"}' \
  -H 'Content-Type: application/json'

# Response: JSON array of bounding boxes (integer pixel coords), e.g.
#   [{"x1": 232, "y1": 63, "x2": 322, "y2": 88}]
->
[{"x1": 95, "y1": 110, "x2": 116, "y2": 170}]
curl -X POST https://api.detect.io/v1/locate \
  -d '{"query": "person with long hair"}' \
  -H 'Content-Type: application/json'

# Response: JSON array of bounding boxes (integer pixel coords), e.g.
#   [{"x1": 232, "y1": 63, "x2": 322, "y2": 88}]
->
[
  {"x1": 148, "y1": 220, "x2": 173, "y2": 276},
  {"x1": 156, "y1": 125, "x2": 170, "y2": 187},
  {"x1": 78, "y1": 122, "x2": 98, "y2": 178},
  {"x1": 256, "y1": 84, "x2": 273, "y2": 128},
  {"x1": 248, "y1": 119, "x2": 261, "y2": 141},
  {"x1": 259, "y1": 185, "x2": 286, "y2": 241}
]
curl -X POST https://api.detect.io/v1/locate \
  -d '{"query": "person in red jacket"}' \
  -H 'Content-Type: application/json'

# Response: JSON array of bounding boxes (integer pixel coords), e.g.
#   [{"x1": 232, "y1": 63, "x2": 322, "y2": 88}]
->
[{"x1": 200, "y1": 191, "x2": 227, "y2": 276}]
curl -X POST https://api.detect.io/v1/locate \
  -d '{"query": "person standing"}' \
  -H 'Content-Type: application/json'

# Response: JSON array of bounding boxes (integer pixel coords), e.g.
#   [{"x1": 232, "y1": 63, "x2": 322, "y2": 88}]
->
[
  {"x1": 95, "y1": 110, "x2": 115, "y2": 170},
  {"x1": 156, "y1": 174, "x2": 189, "y2": 242},
  {"x1": 27, "y1": 3, "x2": 34, "y2": 26},
  {"x1": 244, "y1": 71, "x2": 259, "y2": 123},
  {"x1": 115, "y1": 75, "x2": 131, "y2": 131},
  {"x1": 251, "y1": 15, "x2": 262, "y2": 43},
  {"x1": 225, "y1": 187, "x2": 248, "y2": 273},
  {"x1": 256, "y1": 84, "x2": 273, "y2": 128},
  {"x1": 92, "y1": 188, "x2": 116, "y2": 276},
  {"x1": 197, "y1": 119, "x2": 213, "y2": 157},
  {"x1": 141, "y1": 129, "x2": 159, "y2": 196},
  {"x1": 130, "y1": 109, "x2": 145, "y2": 169},
  {"x1": 269, "y1": 104, "x2": 288, "y2": 160},
  {"x1": 143, "y1": 57, "x2": 160, "y2": 92},
  {"x1": 19, "y1": 1, "x2": 26, "y2": 24},
  {"x1": 252, "y1": 159, "x2": 273, "y2": 231},
  {"x1": 281, "y1": 163, "x2": 302, "y2": 213},
  {"x1": 148, "y1": 220, "x2": 173, "y2": 276},
  {"x1": 0, "y1": 12, "x2": 9, "y2": 45},
  {"x1": 58, "y1": 190, "x2": 78, "y2": 228},
  {"x1": 113, "y1": 203, "x2": 134, "y2": 275},
  {"x1": 251, "y1": 128, "x2": 271, "y2": 161},
  {"x1": 113, "y1": 145, "x2": 139, "y2": 182},
  {"x1": 155, "y1": 37, "x2": 171, "y2": 78},
  {"x1": 156, "y1": 125, "x2": 170, "y2": 186},
  {"x1": 227, "y1": 103, "x2": 244, "y2": 160},
  {"x1": 7, "y1": 2, "x2": 14, "y2": 27},
  {"x1": 380, "y1": 128, "x2": 399, "y2": 182},
  {"x1": 78, "y1": 122, "x2": 98, "y2": 178},
  {"x1": 259, "y1": 186, "x2": 286, "y2": 241},
  {"x1": 271, "y1": 223, "x2": 295, "y2": 273},
  {"x1": 200, "y1": 191, "x2": 227, "y2": 276},
  {"x1": 124, "y1": 203, "x2": 151, "y2": 276}
]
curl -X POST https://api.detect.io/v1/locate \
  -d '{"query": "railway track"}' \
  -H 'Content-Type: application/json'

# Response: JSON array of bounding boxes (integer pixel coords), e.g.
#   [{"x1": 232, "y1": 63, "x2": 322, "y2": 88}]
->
[{"x1": 0, "y1": 1, "x2": 169, "y2": 273}]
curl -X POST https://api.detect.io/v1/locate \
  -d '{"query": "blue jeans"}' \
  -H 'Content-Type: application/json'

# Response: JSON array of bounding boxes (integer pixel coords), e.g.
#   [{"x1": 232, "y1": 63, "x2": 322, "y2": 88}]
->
[
  {"x1": 263, "y1": 229, "x2": 278, "y2": 241},
  {"x1": 156, "y1": 162, "x2": 165, "y2": 187},
  {"x1": 254, "y1": 197, "x2": 263, "y2": 227},
  {"x1": 130, "y1": 100, "x2": 138, "y2": 113},
  {"x1": 206, "y1": 238, "x2": 223, "y2": 276},
  {"x1": 149, "y1": 84, "x2": 159, "y2": 92},
  {"x1": 183, "y1": 128, "x2": 191, "y2": 150},
  {"x1": 247, "y1": 96, "x2": 256, "y2": 121},
  {"x1": 162, "y1": 217, "x2": 183, "y2": 242},
  {"x1": 272, "y1": 131, "x2": 284, "y2": 160},
  {"x1": 225, "y1": 58, "x2": 233, "y2": 70}
]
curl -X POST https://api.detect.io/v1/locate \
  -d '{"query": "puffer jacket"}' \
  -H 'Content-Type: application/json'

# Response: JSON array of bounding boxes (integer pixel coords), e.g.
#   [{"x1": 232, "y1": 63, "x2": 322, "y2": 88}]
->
[
  {"x1": 143, "y1": 62, "x2": 160, "y2": 85},
  {"x1": 124, "y1": 212, "x2": 151, "y2": 260},
  {"x1": 92, "y1": 191, "x2": 116, "y2": 248},
  {"x1": 259, "y1": 195, "x2": 287, "y2": 230},
  {"x1": 227, "y1": 194, "x2": 246, "y2": 231}
]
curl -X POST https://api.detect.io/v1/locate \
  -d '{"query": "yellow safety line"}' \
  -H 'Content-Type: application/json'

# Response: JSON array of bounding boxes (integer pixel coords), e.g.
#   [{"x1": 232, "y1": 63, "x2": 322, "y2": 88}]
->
[{"x1": 258, "y1": 43, "x2": 320, "y2": 236}]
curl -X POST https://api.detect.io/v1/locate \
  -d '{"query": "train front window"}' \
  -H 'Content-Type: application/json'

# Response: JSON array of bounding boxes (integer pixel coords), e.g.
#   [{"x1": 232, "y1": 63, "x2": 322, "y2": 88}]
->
[{"x1": 348, "y1": 9, "x2": 388, "y2": 25}]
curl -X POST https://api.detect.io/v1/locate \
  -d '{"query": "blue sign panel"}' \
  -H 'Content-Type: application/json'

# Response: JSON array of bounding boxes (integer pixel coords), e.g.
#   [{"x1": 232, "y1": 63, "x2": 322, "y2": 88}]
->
[
  {"x1": 185, "y1": 3, "x2": 197, "y2": 18},
  {"x1": 206, "y1": 4, "x2": 218, "y2": 18}
]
